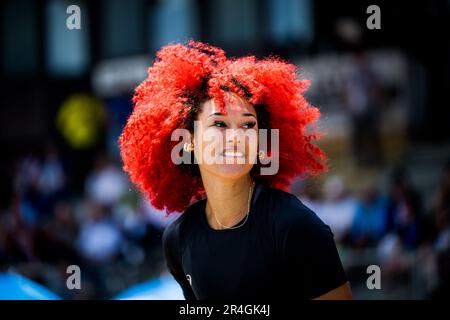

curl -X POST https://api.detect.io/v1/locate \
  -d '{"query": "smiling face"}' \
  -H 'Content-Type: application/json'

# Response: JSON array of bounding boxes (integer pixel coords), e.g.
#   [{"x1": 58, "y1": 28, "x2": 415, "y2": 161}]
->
[{"x1": 193, "y1": 92, "x2": 259, "y2": 181}]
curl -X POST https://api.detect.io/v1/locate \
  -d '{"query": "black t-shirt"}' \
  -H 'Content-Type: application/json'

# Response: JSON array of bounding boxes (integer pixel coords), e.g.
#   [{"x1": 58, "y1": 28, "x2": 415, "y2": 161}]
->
[{"x1": 162, "y1": 182, "x2": 348, "y2": 300}]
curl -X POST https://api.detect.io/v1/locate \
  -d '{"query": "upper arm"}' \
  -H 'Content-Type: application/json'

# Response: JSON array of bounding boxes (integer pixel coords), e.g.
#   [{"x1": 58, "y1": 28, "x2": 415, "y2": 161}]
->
[
  {"x1": 313, "y1": 282, "x2": 353, "y2": 300},
  {"x1": 162, "y1": 221, "x2": 197, "y2": 300}
]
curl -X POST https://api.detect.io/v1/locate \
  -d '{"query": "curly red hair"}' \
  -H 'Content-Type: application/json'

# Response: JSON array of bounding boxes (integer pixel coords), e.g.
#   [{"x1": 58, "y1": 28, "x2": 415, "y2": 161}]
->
[{"x1": 119, "y1": 41, "x2": 326, "y2": 213}]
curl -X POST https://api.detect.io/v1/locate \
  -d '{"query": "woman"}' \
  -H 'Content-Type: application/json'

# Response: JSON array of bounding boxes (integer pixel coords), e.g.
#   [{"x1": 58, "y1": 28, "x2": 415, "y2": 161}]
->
[{"x1": 119, "y1": 41, "x2": 352, "y2": 300}]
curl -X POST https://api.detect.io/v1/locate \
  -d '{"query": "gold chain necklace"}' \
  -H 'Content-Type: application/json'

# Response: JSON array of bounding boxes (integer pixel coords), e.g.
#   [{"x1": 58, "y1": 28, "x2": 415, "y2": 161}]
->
[{"x1": 213, "y1": 181, "x2": 255, "y2": 230}]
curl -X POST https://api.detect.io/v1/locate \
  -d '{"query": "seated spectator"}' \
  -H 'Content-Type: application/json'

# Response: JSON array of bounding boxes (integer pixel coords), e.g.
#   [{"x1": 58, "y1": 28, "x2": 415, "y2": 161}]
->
[
  {"x1": 349, "y1": 185, "x2": 389, "y2": 248},
  {"x1": 386, "y1": 167, "x2": 422, "y2": 250},
  {"x1": 316, "y1": 175, "x2": 357, "y2": 244},
  {"x1": 77, "y1": 201, "x2": 123, "y2": 263}
]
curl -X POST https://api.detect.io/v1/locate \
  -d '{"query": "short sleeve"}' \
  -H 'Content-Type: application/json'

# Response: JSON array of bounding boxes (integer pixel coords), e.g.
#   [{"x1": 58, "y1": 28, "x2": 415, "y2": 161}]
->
[
  {"x1": 282, "y1": 205, "x2": 348, "y2": 299},
  {"x1": 162, "y1": 220, "x2": 197, "y2": 300}
]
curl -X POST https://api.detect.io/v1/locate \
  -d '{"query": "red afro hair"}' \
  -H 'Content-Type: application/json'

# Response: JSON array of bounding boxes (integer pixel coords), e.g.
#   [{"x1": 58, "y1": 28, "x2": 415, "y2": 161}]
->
[{"x1": 119, "y1": 40, "x2": 326, "y2": 213}]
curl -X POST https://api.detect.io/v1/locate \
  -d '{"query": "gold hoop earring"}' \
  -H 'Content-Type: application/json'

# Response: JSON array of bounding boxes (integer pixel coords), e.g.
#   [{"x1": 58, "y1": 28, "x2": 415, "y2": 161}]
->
[{"x1": 183, "y1": 142, "x2": 194, "y2": 152}]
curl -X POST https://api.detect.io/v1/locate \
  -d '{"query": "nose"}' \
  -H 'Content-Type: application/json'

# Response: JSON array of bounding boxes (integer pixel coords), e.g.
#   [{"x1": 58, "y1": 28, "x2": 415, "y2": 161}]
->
[{"x1": 226, "y1": 129, "x2": 241, "y2": 144}]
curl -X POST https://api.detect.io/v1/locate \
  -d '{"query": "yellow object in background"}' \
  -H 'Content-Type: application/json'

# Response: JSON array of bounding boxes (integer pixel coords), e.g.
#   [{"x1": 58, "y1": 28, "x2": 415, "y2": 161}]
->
[{"x1": 57, "y1": 94, "x2": 105, "y2": 149}]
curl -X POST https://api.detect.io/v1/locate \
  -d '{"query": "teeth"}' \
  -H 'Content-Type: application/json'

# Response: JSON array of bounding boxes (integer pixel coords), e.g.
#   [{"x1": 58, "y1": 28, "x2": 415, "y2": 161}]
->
[{"x1": 223, "y1": 151, "x2": 243, "y2": 157}]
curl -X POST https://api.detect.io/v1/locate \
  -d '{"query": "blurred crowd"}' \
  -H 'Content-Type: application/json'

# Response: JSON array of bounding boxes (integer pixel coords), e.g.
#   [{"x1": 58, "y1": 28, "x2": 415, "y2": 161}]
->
[
  {"x1": 0, "y1": 144, "x2": 179, "y2": 299},
  {"x1": 294, "y1": 161, "x2": 450, "y2": 299}
]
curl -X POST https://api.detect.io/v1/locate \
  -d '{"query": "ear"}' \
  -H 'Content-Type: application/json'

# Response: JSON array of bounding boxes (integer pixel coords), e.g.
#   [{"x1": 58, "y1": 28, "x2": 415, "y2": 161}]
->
[{"x1": 190, "y1": 132, "x2": 199, "y2": 152}]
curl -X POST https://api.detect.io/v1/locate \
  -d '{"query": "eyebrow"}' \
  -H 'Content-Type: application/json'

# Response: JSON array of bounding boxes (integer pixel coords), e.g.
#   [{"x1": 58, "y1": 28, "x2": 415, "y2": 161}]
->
[{"x1": 208, "y1": 112, "x2": 256, "y2": 119}]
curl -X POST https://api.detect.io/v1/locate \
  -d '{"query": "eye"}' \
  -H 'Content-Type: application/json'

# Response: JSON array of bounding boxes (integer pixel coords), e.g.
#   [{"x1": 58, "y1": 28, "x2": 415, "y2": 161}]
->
[
  {"x1": 212, "y1": 120, "x2": 227, "y2": 128},
  {"x1": 242, "y1": 121, "x2": 256, "y2": 129}
]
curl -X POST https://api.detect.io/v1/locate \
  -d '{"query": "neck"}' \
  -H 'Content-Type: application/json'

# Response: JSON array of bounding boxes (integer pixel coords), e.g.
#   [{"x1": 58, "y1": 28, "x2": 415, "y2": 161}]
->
[{"x1": 201, "y1": 174, "x2": 254, "y2": 230}]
